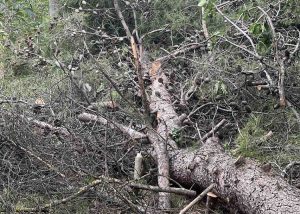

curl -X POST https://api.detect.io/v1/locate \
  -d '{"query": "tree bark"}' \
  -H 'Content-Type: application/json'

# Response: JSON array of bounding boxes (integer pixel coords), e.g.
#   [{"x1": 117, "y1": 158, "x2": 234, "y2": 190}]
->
[
  {"x1": 170, "y1": 137, "x2": 300, "y2": 214},
  {"x1": 49, "y1": 0, "x2": 59, "y2": 18}
]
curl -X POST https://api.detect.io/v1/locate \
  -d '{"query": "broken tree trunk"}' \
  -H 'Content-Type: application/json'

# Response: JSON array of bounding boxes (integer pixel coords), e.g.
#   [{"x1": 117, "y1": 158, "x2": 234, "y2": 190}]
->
[{"x1": 170, "y1": 137, "x2": 300, "y2": 214}]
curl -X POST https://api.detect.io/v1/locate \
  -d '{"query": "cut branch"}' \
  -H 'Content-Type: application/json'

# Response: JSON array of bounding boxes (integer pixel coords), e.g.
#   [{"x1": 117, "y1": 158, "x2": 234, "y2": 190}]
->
[{"x1": 78, "y1": 112, "x2": 148, "y2": 142}]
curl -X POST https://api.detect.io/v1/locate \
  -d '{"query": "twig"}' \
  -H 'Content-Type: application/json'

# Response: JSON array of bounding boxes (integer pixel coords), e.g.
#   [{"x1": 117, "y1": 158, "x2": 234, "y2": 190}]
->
[
  {"x1": 257, "y1": 6, "x2": 287, "y2": 107},
  {"x1": 201, "y1": 119, "x2": 227, "y2": 142},
  {"x1": 114, "y1": 0, "x2": 150, "y2": 118},
  {"x1": 215, "y1": 6, "x2": 258, "y2": 56},
  {"x1": 201, "y1": 7, "x2": 212, "y2": 61},
  {"x1": 157, "y1": 43, "x2": 204, "y2": 62},
  {"x1": 288, "y1": 29, "x2": 300, "y2": 63},
  {"x1": 113, "y1": 0, "x2": 132, "y2": 39},
  {"x1": 219, "y1": 36, "x2": 261, "y2": 60},
  {"x1": 1, "y1": 135, "x2": 66, "y2": 179},
  {"x1": 286, "y1": 100, "x2": 300, "y2": 127},
  {"x1": 188, "y1": 102, "x2": 214, "y2": 118},
  {"x1": 140, "y1": 26, "x2": 169, "y2": 40},
  {"x1": 179, "y1": 183, "x2": 215, "y2": 214},
  {"x1": 84, "y1": 42, "x2": 144, "y2": 119},
  {"x1": 0, "y1": 99, "x2": 28, "y2": 105},
  {"x1": 12, "y1": 179, "x2": 104, "y2": 212},
  {"x1": 129, "y1": 183, "x2": 196, "y2": 197}
]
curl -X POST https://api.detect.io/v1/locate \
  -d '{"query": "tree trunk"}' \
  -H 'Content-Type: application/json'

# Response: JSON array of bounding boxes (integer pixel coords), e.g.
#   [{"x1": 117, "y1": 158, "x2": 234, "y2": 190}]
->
[
  {"x1": 49, "y1": 0, "x2": 59, "y2": 18},
  {"x1": 170, "y1": 137, "x2": 300, "y2": 214}
]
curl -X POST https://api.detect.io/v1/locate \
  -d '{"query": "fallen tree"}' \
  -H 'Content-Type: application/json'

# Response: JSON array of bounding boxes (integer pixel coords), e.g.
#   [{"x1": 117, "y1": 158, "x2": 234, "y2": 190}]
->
[
  {"x1": 78, "y1": 112, "x2": 300, "y2": 213},
  {"x1": 170, "y1": 137, "x2": 300, "y2": 214},
  {"x1": 2, "y1": 1, "x2": 300, "y2": 213},
  {"x1": 77, "y1": 3, "x2": 300, "y2": 208}
]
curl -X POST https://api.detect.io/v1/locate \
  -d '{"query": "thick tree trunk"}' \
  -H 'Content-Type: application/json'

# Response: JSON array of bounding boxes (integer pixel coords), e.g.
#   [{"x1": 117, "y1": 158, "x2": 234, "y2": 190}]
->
[{"x1": 170, "y1": 137, "x2": 300, "y2": 214}]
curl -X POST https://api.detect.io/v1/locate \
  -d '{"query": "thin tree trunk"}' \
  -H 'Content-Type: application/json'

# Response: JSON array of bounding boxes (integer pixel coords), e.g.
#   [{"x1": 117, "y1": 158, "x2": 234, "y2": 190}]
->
[{"x1": 49, "y1": 0, "x2": 59, "y2": 18}]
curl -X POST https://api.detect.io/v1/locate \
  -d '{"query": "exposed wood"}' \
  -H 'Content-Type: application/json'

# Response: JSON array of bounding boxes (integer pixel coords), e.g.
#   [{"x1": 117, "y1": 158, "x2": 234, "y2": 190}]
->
[
  {"x1": 134, "y1": 152, "x2": 143, "y2": 180},
  {"x1": 114, "y1": 0, "x2": 150, "y2": 118},
  {"x1": 144, "y1": 35, "x2": 205, "y2": 210},
  {"x1": 131, "y1": 35, "x2": 150, "y2": 118},
  {"x1": 170, "y1": 137, "x2": 300, "y2": 214},
  {"x1": 112, "y1": 3, "x2": 206, "y2": 209},
  {"x1": 49, "y1": 0, "x2": 59, "y2": 18}
]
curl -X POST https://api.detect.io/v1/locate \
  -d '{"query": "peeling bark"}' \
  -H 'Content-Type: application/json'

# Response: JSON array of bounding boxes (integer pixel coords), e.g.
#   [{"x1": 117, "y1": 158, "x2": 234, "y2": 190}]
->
[
  {"x1": 170, "y1": 137, "x2": 300, "y2": 214},
  {"x1": 147, "y1": 60, "x2": 181, "y2": 210},
  {"x1": 145, "y1": 44, "x2": 205, "y2": 210},
  {"x1": 149, "y1": 72, "x2": 180, "y2": 149}
]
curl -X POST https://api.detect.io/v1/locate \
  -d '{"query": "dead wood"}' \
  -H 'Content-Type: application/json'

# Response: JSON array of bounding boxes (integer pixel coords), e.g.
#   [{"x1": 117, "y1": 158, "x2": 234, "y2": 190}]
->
[
  {"x1": 170, "y1": 137, "x2": 300, "y2": 214},
  {"x1": 30, "y1": 118, "x2": 71, "y2": 138},
  {"x1": 144, "y1": 39, "x2": 209, "y2": 210},
  {"x1": 179, "y1": 183, "x2": 215, "y2": 214},
  {"x1": 129, "y1": 183, "x2": 196, "y2": 197},
  {"x1": 200, "y1": 119, "x2": 227, "y2": 142},
  {"x1": 78, "y1": 112, "x2": 148, "y2": 142},
  {"x1": 0, "y1": 135, "x2": 66, "y2": 179}
]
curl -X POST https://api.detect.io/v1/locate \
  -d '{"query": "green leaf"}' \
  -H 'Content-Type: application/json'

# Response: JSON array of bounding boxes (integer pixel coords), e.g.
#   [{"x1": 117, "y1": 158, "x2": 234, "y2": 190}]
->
[
  {"x1": 249, "y1": 23, "x2": 263, "y2": 35},
  {"x1": 198, "y1": 0, "x2": 207, "y2": 7},
  {"x1": 214, "y1": 81, "x2": 220, "y2": 94},
  {"x1": 220, "y1": 82, "x2": 227, "y2": 95},
  {"x1": 213, "y1": 31, "x2": 221, "y2": 36}
]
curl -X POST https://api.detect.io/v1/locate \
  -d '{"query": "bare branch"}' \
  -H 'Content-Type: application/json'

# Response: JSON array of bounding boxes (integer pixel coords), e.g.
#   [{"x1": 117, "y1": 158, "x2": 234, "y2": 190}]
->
[
  {"x1": 2, "y1": 136, "x2": 66, "y2": 179},
  {"x1": 215, "y1": 6, "x2": 258, "y2": 56},
  {"x1": 78, "y1": 112, "x2": 148, "y2": 142},
  {"x1": 201, "y1": 119, "x2": 227, "y2": 142},
  {"x1": 113, "y1": 0, "x2": 132, "y2": 39},
  {"x1": 129, "y1": 183, "x2": 197, "y2": 197},
  {"x1": 179, "y1": 184, "x2": 215, "y2": 214}
]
